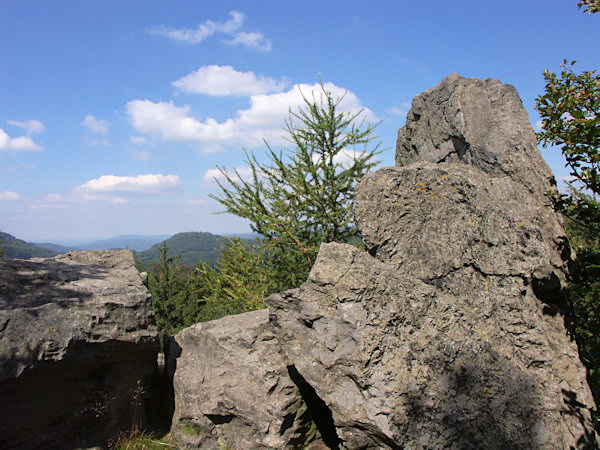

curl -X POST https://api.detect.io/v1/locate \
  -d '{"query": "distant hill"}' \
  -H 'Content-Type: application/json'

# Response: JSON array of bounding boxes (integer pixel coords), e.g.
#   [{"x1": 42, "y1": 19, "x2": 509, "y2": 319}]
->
[
  {"x1": 135, "y1": 231, "x2": 241, "y2": 267},
  {"x1": 1, "y1": 230, "x2": 256, "y2": 267},
  {"x1": 33, "y1": 242, "x2": 77, "y2": 253},
  {"x1": 0, "y1": 231, "x2": 58, "y2": 258},
  {"x1": 76, "y1": 234, "x2": 171, "y2": 251}
]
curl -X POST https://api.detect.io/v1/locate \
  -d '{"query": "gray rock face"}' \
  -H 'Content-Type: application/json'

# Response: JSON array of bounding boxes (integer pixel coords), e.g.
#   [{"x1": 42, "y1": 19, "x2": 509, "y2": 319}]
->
[
  {"x1": 0, "y1": 250, "x2": 159, "y2": 449},
  {"x1": 354, "y1": 163, "x2": 571, "y2": 304},
  {"x1": 267, "y1": 243, "x2": 593, "y2": 448},
  {"x1": 265, "y1": 74, "x2": 597, "y2": 448},
  {"x1": 396, "y1": 74, "x2": 555, "y2": 197},
  {"x1": 168, "y1": 308, "x2": 321, "y2": 449}
]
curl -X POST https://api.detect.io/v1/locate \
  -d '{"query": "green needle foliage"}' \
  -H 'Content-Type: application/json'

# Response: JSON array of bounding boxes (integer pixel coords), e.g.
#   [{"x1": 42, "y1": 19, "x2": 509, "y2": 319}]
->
[
  {"x1": 194, "y1": 238, "x2": 277, "y2": 321},
  {"x1": 148, "y1": 243, "x2": 215, "y2": 335},
  {"x1": 211, "y1": 81, "x2": 382, "y2": 289}
]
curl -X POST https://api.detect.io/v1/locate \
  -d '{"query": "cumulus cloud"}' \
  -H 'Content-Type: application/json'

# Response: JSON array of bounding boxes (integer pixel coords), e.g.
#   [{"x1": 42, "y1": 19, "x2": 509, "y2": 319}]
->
[
  {"x1": 202, "y1": 166, "x2": 253, "y2": 186},
  {"x1": 81, "y1": 115, "x2": 109, "y2": 135},
  {"x1": 0, "y1": 128, "x2": 42, "y2": 152},
  {"x1": 172, "y1": 65, "x2": 287, "y2": 96},
  {"x1": 0, "y1": 191, "x2": 19, "y2": 201},
  {"x1": 387, "y1": 103, "x2": 411, "y2": 117},
  {"x1": 126, "y1": 82, "x2": 375, "y2": 151},
  {"x1": 75, "y1": 174, "x2": 182, "y2": 196},
  {"x1": 7, "y1": 119, "x2": 44, "y2": 135},
  {"x1": 149, "y1": 10, "x2": 271, "y2": 51},
  {"x1": 225, "y1": 31, "x2": 271, "y2": 52}
]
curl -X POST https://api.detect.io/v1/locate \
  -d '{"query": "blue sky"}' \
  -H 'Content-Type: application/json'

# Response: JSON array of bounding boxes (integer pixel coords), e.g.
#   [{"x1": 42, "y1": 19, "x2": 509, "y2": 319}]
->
[{"x1": 1, "y1": 1, "x2": 598, "y2": 241}]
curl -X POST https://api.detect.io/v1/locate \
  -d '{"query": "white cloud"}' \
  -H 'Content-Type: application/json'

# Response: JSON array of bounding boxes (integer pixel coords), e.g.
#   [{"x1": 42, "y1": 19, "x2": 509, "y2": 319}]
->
[
  {"x1": 28, "y1": 193, "x2": 68, "y2": 210},
  {"x1": 149, "y1": 11, "x2": 244, "y2": 44},
  {"x1": 312, "y1": 149, "x2": 373, "y2": 169},
  {"x1": 81, "y1": 115, "x2": 109, "y2": 135},
  {"x1": 184, "y1": 198, "x2": 208, "y2": 205},
  {"x1": 149, "y1": 10, "x2": 271, "y2": 51},
  {"x1": 7, "y1": 119, "x2": 44, "y2": 135},
  {"x1": 202, "y1": 166, "x2": 253, "y2": 186},
  {"x1": 387, "y1": 103, "x2": 411, "y2": 117},
  {"x1": 75, "y1": 174, "x2": 182, "y2": 196},
  {"x1": 172, "y1": 65, "x2": 287, "y2": 96},
  {"x1": 87, "y1": 138, "x2": 112, "y2": 147},
  {"x1": 129, "y1": 136, "x2": 146, "y2": 145},
  {"x1": 0, "y1": 191, "x2": 19, "y2": 201},
  {"x1": 225, "y1": 31, "x2": 271, "y2": 52},
  {"x1": 0, "y1": 128, "x2": 42, "y2": 152},
  {"x1": 126, "y1": 82, "x2": 375, "y2": 151},
  {"x1": 44, "y1": 193, "x2": 63, "y2": 201},
  {"x1": 132, "y1": 150, "x2": 151, "y2": 162}
]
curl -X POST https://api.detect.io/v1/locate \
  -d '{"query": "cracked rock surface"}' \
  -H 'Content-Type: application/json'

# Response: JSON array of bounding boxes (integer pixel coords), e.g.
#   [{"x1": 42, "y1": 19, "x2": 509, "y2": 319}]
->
[
  {"x1": 396, "y1": 73, "x2": 555, "y2": 197},
  {"x1": 166, "y1": 74, "x2": 597, "y2": 449},
  {"x1": 266, "y1": 74, "x2": 597, "y2": 448},
  {"x1": 168, "y1": 309, "x2": 322, "y2": 449},
  {"x1": 0, "y1": 250, "x2": 159, "y2": 449}
]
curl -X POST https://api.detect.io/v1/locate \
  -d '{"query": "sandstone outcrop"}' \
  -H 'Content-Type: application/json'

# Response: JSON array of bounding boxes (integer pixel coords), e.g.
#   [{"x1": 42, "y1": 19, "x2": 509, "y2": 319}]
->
[
  {"x1": 266, "y1": 74, "x2": 597, "y2": 448},
  {"x1": 168, "y1": 308, "x2": 323, "y2": 449},
  {"x1": 0, "y1": 250, "x2": 159, "y2": 449}
]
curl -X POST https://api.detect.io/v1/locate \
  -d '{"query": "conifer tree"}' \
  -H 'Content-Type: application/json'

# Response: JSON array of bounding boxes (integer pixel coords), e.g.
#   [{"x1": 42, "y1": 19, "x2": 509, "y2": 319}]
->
[{"x1": 211, "y1": 81, "x2": 382, "y2": 289}]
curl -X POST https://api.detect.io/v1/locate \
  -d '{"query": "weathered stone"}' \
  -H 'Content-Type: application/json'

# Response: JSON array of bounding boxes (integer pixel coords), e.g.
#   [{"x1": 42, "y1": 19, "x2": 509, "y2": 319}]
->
[
  {"x1": 354, "y1": 162, "x2": 572, "y2": 305},
  {"x1": 265, "y1": 74, "x2": 596, "y2": 448},
  {"x1": 0, "y1": 250, "x2": 159, "y2": 449},
  {"x1": 396, "y1": 73, "x2": 556, "y2": 197},
  {"x1": 168, "y1": 308, "x2": 321, "y2": 449},
  {"x1": 266, "y1": 243, "x2": 596, "y2": 448}
]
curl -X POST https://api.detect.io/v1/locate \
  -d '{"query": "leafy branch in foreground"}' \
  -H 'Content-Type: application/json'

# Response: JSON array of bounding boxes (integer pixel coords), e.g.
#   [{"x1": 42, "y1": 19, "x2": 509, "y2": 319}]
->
[
  {"x1": 536, "y1": 60, "x2": 600, "y2": 196},
  {"x1": 579, "y1": 0, "x2": 600, "y2": 14}
]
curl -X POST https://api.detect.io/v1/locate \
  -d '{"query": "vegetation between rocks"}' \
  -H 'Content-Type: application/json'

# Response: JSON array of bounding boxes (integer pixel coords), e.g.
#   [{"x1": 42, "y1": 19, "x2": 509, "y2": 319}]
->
[{"x1": 140, "y1": 81, "x2": 382, "y2": 336}]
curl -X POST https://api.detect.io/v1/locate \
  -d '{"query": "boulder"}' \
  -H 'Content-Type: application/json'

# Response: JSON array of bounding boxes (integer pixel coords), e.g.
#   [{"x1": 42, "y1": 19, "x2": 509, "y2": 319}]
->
[
  {"x1": 0, "y1": 250, "x2": 160, "y2": 449},
  {"x1": 266, "y1": 74, "x2": 597, "y2": 448},
  {"x1": 396, "y1": 73, "x2": 556, "y2": 197},
  {"x1": 168, "y1": 308, "x2": 322, "y2": 449},
  {"x1": 267, "y1": 243, "x2": 595, "y2": 448}
]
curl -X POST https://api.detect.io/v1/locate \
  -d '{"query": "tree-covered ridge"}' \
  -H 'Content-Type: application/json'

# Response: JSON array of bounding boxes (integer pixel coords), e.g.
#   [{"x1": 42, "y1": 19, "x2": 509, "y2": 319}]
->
[
  {"x1": 135, "y1": 231, "x2": 254, "y2": 267},
  {"x1": 0, "y1": 231, "x2": 58, "y2": 259}
]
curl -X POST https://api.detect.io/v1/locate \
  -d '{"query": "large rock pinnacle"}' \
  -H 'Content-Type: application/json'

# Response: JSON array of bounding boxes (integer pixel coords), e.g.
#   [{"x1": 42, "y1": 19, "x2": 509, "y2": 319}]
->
[{"x1": 396, "y1": 73, "x2": 556, "y2": 197}]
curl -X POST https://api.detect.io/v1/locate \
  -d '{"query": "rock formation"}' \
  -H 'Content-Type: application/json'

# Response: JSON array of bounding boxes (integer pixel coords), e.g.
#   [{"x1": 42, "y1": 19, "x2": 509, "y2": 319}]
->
[
  {"x1": 395, "y1": 73, "x2": 555, "y2": 198},
  {"x1": 0, "y1": 250, "x2": 159, "y2": 449},
  {"x1": 168, "y1": 309, "x2": 323, "y2": 449},
  {"x1": 266, "y1": 74, "x2": 597, "y2": 448},
  {"x1": 166, "y1": 74, "x2": 597, "y2": 449}
]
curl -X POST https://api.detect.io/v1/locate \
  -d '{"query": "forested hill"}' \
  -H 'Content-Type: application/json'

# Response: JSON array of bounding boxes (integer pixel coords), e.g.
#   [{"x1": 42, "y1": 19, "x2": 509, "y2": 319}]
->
[
  {"x1": 135, "y1": 231, "x2": 253, "y2": 267},
  {"x1": 0, "y1": 230, "x2": 256, "y2": 267},
  {"x1": 0, "y1": 231, "x2": 58, "y2": 258}
]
